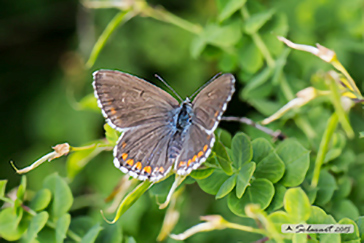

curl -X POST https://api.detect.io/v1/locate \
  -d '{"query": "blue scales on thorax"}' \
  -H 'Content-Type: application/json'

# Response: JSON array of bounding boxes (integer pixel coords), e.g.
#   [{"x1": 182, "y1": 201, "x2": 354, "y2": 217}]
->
[{"x1": 168, "y1": 99, "x2": 193, "y2": 160}]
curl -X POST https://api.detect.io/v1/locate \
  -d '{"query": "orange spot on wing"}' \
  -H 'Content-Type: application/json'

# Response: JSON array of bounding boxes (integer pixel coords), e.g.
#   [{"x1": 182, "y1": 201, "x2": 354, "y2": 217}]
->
[
  {"x1": 135, "y1": 162, "x2": 142, "y2": 170},
  {"x1": 126, "y1": 159, "x2": 134, "y2": 166},
  {"x1": 122, "y1": 142, "x2": 127, "y2": 148},
  {"x1": 203, "y1": 145, "x2": 208, "y2": 152},
  {"x1": 143, "y1": 166, "x2": 152, "y2": 174},
  {"x1": 187, "y1": 159, "x2": 192, "y2": 166},
  {"x1": 192, "y1": 155, "x2": 197, "y2": 162},
  {"x1": 110, "y1": 107, "x2": 117, "y2": 115},
  {"x1": 214, "y1": 111, "x2": 219, "y2": 117},
  {"x1": 179, "y1": 161, "x2": 186, "y2": 167},
  {"x1": 198, "y1": 151, "x2": 204, "y2": 158},
  {"x1": 158, "y1": 167, "x2": 165, "y2": 173},
  {"x1": 121, "y1": 153, "x2": 128, "y2": 161}
]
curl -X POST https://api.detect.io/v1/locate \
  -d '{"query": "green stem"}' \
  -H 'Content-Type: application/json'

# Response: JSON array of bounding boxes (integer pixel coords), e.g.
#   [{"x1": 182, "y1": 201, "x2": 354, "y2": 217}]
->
[
  {"x1": 143, "y1": 6, "x2": 202, "y2": 34},
  {"x1": 311, "y1": 113, "x2": 339, "y2": 187},
  {"x1": 328, "y1": 74, "x2": 355, "y2": 138},
  {"x1": 86, "y1": 10, "x2": 136, "y2": 68},
  {"x1": 241, "y1": 8, "x2": 275, "y2": 68}
]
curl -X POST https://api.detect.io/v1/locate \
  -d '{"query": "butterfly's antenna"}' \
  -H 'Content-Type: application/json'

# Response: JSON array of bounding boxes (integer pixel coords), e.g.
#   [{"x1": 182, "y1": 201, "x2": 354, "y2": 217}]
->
[
  {"x1": 154, "y1": 74, "x2": 183, "y2": 102},
  {"x1": 189, "y1": 72, "x2": 222, "y2": 99}
]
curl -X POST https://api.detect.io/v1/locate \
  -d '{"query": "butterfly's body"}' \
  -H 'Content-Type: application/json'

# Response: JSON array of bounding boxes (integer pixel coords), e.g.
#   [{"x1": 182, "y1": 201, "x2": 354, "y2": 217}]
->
[{"x1": 93, "y1": 70, "x2": 235, "y2": 182}]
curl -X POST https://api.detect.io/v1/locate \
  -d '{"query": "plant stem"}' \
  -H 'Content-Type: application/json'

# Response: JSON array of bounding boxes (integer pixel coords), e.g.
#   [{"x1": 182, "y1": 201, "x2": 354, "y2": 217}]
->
[
  {"x1": 241, "y1": 8, "x2": 275, "y2": 68},
  {"x1": 328, "y1": 72, "x2": 354, "y2": 138},
  {"x1": 86, "y1": 10, "x2": 136, "y2": 68},
  {"x1": 311, "y1": 113, "x2": 339, "y2": 187},
  {"x1": 221, "y1": 116, "x2": 285, "y2": 140},
  {"x1": 143, "y1": 6, "x2": 202, "y2": 34}
]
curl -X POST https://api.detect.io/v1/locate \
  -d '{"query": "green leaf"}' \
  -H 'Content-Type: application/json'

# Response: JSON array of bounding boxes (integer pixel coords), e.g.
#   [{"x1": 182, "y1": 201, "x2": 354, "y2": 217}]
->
[
  {"x1": 231, "y1": 132, "x2": 252, "y2": 169},
  {"x1": 0, "y1": 207, "x2": 25, "y2": 241},
  {"x1": 107, "y1": 180, "x2": 153, "y2": 223},
  {"x1": 29, "y1": 188, "x2": 52, "y2": 212},
  {"x1": 191, "y1": 21, "x2": 241, "y2": 57},
  {"x1": 66, "y1": 142, "x2": 104, "y2": 180},
  {"x1": 24, "y1": 211, "x2": 49, "y2": 243},
  {"x1": 228, "y1": 178, "x2": 274, "y2": 216},
  {"x1": 43, "y1": 173, "x2": 73, "y2": 220},
  {"x1": 338, "y1": 218, "x2": 360, "y2": 243},
  {"x1": 359, "y1": 131, "x2": 364, "y2": 138},
  {"x1": 0, "y1": 180, "x2": 7, "y2": 198},
  {"x1": 214, "y1": 141, "x2": 233, "y2": 175},
  {"x1": 125, "y1": 236, "x2": 137, "y2": 243},
  {"x1": 307, "y1": 206, "x2": 330, "y2": 224},
  {"x1": 241, "y1": 67, "x2": 274, "y2": 100},
  {"x1": 238, "y1": 39, "x2": 264, "y2": 74},
  {"x1": 324, "y1": 148, "x2": 342, "y2": 163},
  {"x1": 79, "y1": 93, "x2": 99, "y2": 111},
  {"x1": 236, "y1": 162, "x2": 256, "y2": 198},
  {"x1": 268, "y1": 211, "x2": 294, "y2": 235},
  {"x1": 17, "y1": 175, "x2": 27, "y2": 200},
  {"x1": 216, "y1": 129, "x2": 232, "y2": 148},
  {"x1": 284, "y1": 188, "x2": 311, "y2": 223},
  {"x1": 204, "y1": 22, "x2": 241, "y2": 47},
  {"x1": 190, "y1": 168, "x2": 215, "y2": 180},
  {"x1": 355, "y1": 216, "x2": 364, "y2": 242},
  {"x1": 315, "y1": 170, "x2": 337, "y2": 206},
  {"x1": 332, "y1": 176, "x2": 352, "y2": 200},
  {"x1": 55, "y1": 213, "x2": 71, "y2": 243},
  {"x1": 218, "y1": 0, "x2": 247, "y2": 22},
  {"x1": 216, "y1": 175, "x2": 237, "y2": 199},
  {"x1": 244, "y1": 9, "x2": 275, "y2": 34},
  {"x1": 197, "y1": 170, "x2": 230, "y2": 195},
  {"x1": 69, "y1": 216, "x2": 95, "y2": 238},
  {"x1": 266, "y1": 184, "x2": 287, "y2": 212},
  {"x1": 302, "y1": 181, "x2": 319, "y2": 204},
  {"x1": 81, "y1": 223, "x2": 103, "y2": 243},
  {"x1": 104, "y1": 123, "x2": 120, "y2": 145},
  {"x1": 329, "y1": 200, "x2": 359, "y2": 221},
  {"x1": 276, "y1": 139, "x2": 310, "y2": 187},
  {"x1": 95, "y1": 221, "x2": 122, "y2": 243},
  {"x1": 254, "y1": 151, "x2": 285, "y2": 183},
  {"x1": 293, "y1": 233, "x2": 308, "y2": 243},
  {"x1": 247, "y1": 98, "x2": 281, "y2": 117},
  {"x1": 190, "y1": 35, "x2": 206, "y2": 58},
  {"x1": 251, "y1": 138, "x2": 273, "y2": 162},
  {"x1": 218, "y1": 52, "x2": 238, "y2": 73}
]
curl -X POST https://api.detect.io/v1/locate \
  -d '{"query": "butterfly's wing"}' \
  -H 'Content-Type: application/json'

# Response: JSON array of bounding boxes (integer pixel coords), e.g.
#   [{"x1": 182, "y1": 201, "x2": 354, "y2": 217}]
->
[
  {"x1": 113, "y1": 123, "x2": 178, "y2": 181},
  {"x1": 175, "y1": 74, "x2": 235, "y2": 175},
  {"x1": 93, "y1": 70, "x2": 181, "y2": 181},
  {"x1": 192, "y1": 73, "x2": 235, "y2": 133},
  {"x1": 93, "y1": 70, "x2": 179, "y2": 131}
]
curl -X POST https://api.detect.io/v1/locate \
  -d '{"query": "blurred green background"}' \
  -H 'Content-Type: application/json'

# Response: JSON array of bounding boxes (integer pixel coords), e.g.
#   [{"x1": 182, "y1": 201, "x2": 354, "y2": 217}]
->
[{"x1": 1, "y1": 0, "x2": 364, "y2": 242}]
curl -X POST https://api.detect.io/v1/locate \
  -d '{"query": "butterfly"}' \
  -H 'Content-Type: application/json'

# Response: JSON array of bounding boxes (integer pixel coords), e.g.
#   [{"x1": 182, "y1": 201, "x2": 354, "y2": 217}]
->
[{"x1": 93, "y1": 70, "x2": 235, "y2": 182}]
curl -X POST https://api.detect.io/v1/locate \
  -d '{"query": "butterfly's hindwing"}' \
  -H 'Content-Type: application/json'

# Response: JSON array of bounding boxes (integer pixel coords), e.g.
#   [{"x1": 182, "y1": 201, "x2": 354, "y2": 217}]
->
[
  {"x1": 93, "y1": 70, "x2": 179, "y2": 131},
  {"x1": 113, "y1": 123, "x2": 180, "y2": 182},
  {"x1": 175, "y1": 124, "x2": 215, "y2": 175}
]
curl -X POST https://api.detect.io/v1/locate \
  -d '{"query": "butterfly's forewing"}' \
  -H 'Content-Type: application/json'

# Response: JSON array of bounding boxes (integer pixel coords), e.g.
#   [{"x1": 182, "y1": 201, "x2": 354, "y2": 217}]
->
[
  {"x1": 192, "y1": 74, "x2": 235, "y2": 133},
  {"x1": 176, "y1": 74, "x2": 235, "y2": 174},
  {"x1": 113, "y1": 123, "x2": 177, "y2": 181},
  {"x1": 93, "y1": 70, "x2": 179, "y2": 131}
]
